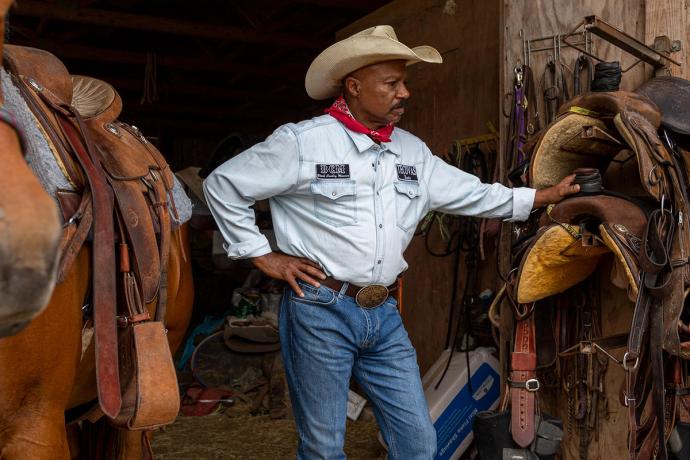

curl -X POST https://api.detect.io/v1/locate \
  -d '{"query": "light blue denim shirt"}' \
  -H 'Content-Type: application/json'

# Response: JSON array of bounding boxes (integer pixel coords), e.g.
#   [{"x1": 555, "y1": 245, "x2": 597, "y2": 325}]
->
[{"x1": 203, "y1": 115, "x2": 535, "y2": 286}]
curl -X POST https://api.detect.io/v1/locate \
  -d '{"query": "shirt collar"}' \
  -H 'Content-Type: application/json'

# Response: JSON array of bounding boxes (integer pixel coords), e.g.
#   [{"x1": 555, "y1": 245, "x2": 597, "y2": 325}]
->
[{"x1": 338, "y1": 122, "x2": 401, "y2": 156}]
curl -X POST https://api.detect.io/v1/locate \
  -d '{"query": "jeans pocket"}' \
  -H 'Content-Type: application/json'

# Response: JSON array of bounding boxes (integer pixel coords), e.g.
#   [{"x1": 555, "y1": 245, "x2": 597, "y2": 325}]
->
[
  {"x1": 310, "y1": 180, "x2": 357, "y2": 227},
  {"x1": 290, "y1": 282, "x2": 338, "y2": 307},
  {"x1": 394, "y1": 181, "x2": 422, "y2": 232}
]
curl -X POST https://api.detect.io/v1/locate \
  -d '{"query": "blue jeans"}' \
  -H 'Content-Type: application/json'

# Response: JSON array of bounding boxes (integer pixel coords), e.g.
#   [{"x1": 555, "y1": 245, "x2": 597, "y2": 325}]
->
[{"x1": 279, "y1": 281, "x2": 436, "y2": 459}]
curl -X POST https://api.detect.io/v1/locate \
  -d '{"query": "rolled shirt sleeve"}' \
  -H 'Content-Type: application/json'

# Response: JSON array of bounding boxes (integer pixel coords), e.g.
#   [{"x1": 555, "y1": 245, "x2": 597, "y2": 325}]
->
[
  {"x1": 203, "y1": 125, "x2": 299, "y2": 259},
  {"x1": 425, "y1": 148, "x2": 535, "y2": 222}
]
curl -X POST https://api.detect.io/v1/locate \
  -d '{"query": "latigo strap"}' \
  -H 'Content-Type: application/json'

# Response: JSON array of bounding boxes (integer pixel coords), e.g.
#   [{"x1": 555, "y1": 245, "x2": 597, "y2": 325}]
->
[{"x1": 510, "y1": 311, "x2": 538, "y2": 447}]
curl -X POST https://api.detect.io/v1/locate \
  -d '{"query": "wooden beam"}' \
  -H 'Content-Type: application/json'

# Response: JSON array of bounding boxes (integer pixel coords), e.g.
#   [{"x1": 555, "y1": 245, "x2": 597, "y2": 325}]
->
[
  {"x1": 9, "y1": 38, "x2": 306, "y2": 81},
  {"x1": 121, "y1": 100, "x2": 310, "y2": 121},
  {"x1": 12, "y1": 0, "x2": 324, "y2": 49},
  {"x1": 105, "y1": 77, "x2": 311, "y2": 104},
  {"x1": 121, "y1": 116, "x2": 291, "y2": 139},
  {"x1": 293, "y1": 0, "x2": 383, "y2": 11}
]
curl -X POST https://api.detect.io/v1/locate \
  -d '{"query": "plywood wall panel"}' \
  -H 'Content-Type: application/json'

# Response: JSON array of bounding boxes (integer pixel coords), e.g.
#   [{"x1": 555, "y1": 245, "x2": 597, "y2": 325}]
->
[
  {"x1": 645, "y1": 0, "x2": 689, "y2": 78},
  {"x1": 338, "y1": 0, "x2": 500, "y2": 373},
  {"x1": 501, "y1": 0, "x2": 647, "y2": 145}
]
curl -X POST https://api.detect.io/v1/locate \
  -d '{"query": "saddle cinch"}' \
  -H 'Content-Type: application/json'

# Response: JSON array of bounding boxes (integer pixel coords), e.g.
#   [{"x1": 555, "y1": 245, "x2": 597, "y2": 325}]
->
[
  {"x1": 481, "y1": 88, "x2": 690, "y2": 459},
  {"x1": 3, "y1": 45, "x2": 180, "y2": 431}
]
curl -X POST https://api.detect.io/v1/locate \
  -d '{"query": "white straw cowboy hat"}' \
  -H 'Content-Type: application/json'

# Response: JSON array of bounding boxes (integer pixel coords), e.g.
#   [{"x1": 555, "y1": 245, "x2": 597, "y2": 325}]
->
[{"x1": 305, "y1": 25, "x2": 442, "y2": 100}]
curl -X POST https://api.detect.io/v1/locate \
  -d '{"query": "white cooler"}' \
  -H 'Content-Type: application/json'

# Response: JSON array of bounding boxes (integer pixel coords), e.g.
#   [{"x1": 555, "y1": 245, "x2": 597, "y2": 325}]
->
[{"x1": 378, "y1": 347, "x2": 501, "y2": 459}]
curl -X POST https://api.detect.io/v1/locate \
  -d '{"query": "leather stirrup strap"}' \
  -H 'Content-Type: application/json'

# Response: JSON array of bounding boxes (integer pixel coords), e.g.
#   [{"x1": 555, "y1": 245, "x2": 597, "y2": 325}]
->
[
  {"x1": 510, "y1": 311, "x2": 538, "y2": 447},
  {"x1": 57, "y1": 189, "x2": 93, "y2": 283},
  {"x1": 651, "y1": 300, "x2": 669, "y2": 459},
  {"x1": 57, "y1": 112, "x2": 121, "y2": 418},
  {"x1": 151, "y1": 173, "x2": 171, "y2": 323}
]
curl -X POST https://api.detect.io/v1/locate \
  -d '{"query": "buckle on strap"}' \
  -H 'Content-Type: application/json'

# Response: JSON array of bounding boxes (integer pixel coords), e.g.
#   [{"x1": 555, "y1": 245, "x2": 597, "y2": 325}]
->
[
  {"x1": 509, "y1": 378, "x2": 540, "y2": 392},
  {"x1": 622, "y1": 352, "x2": 640, "y2": 371},
  {"x1": 355, "y1": 284, "x2": 389, "y2": 309}
]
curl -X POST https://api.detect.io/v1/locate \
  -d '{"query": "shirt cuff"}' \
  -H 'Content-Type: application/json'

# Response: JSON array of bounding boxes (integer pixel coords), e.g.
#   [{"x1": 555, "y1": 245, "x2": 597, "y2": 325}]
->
[
  {"x1": 225, "y1": 234, "x2": 272, "y2": 259},
  {"x1": 506, "y1": 187, "x2": 536, "y2": 222}
]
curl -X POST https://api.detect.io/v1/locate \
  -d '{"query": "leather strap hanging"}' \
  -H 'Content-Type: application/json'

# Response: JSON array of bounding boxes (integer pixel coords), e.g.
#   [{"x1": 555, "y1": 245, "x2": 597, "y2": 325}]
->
[
  {"x1": 573, "y1": 54, "x2": 594, "y2": 95},
  {"x1": 57, "y1": 112, "x2": 121, "y2": 419},
  {"x1": 510, "y1": 310, "x2": 538, "y2": 447}
]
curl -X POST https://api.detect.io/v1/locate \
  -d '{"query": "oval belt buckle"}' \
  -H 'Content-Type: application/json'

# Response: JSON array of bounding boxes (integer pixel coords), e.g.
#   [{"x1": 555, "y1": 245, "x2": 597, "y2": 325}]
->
[{"x1": 355, "y1": 284, "x2": 389, "y2": 309}]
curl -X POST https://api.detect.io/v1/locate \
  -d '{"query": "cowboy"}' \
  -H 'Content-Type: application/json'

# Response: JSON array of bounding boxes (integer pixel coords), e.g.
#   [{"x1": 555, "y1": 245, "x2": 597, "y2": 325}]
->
[{"x1": 203, "y1": 25, "x2": 578, "y2": 459}]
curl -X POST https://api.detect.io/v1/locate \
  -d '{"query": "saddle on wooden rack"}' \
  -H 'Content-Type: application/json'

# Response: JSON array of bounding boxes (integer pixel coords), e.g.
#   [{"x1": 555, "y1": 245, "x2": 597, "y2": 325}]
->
[
  {"x1": 497, "y1": 86, "x2": 690, "y2": 459},
  {"x1": 3, "y1": 45, "x2": 180, "y2": 431}
]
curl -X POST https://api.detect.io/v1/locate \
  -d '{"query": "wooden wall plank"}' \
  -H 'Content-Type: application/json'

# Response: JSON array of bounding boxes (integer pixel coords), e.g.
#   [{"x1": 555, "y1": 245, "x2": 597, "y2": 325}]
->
[
  {"x1": 338, "y1": 0, "x2": 500, "y2": 373},
  {"x1": 645, "y1": 0, "x2": 688, "y2": 77},
  {"x1": 501, "y1": 0, "x2": 647, "y2": 149}
]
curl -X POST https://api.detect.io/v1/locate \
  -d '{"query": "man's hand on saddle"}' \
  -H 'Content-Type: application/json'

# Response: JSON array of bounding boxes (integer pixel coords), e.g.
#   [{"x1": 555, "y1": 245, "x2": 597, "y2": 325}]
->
[
  {"x1": 251, "y1": 252, "x2": 327, "y2": 297},
  {"x1": 533, "y1": 173, "x2": 580, "y2": 208}
]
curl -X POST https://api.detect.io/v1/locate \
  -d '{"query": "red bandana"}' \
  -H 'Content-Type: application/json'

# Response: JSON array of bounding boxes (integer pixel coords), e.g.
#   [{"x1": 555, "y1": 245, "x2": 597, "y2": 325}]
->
[{"x1": 325, "y1": 96, "x2": 394, "y2": 143}]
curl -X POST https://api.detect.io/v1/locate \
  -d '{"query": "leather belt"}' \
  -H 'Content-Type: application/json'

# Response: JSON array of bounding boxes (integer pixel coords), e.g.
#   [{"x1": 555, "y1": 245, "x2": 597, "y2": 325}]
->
[{"x1": 320, "y1": 277, "x2": 398, "y2": 309}]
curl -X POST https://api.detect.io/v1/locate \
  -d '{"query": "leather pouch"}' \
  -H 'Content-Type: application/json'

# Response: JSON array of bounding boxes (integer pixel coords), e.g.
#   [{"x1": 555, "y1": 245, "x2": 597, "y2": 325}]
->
[{"x1": 110, "y1": 321, "x2": 180, "y2": 430}]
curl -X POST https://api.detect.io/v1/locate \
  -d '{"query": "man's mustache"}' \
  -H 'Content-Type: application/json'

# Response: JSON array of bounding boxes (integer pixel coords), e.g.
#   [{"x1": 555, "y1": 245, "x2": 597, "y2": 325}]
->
[{"x1": 392, "y1": 100, "x2": 409, "y2": 110}]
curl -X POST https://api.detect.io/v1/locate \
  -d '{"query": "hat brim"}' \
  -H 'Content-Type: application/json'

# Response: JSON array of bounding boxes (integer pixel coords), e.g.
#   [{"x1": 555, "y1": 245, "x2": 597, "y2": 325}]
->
[{"x1": 305, "y1": 35, "x2": 442, "y2": 100}]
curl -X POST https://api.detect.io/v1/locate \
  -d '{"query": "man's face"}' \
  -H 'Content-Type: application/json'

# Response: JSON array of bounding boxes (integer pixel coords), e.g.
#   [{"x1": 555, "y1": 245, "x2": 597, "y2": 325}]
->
[{"x1": 345, "y1": 60, "x2": 410, "y2": 127}]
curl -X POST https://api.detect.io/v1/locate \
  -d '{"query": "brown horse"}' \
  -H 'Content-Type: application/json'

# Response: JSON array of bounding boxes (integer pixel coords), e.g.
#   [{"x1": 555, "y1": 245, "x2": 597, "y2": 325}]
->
[
  {"x1": 0, "y1": 0, "x2": 62, "y2": 339},
  {"x1": 0, "y1": 19, "x2": 194, "y2": 460}
]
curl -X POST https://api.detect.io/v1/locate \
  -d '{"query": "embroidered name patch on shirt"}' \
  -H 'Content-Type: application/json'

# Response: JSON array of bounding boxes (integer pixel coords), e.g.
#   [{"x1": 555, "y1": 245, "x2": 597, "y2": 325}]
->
[
  {"x1": 396, "y1": 164, "x2": 418, "y2": 182},
  {"x1": 316, "y1": 164, "x2": 351, "y2": 179}
]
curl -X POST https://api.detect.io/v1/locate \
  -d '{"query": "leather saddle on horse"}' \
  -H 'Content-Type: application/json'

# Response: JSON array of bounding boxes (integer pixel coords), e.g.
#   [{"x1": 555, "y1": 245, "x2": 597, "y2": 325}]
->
[
  {"x1": 500, "y1": 87, "x2": 690, "y2": 459},
  {"x1": 3, "y1": 45, "x2": 180, "y2": 431}
]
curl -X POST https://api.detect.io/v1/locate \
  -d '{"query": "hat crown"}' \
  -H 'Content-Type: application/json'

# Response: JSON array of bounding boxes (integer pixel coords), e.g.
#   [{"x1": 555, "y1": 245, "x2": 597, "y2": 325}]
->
[{"x1": 351, "y1": 25, "x2": 398, "y2": 41}]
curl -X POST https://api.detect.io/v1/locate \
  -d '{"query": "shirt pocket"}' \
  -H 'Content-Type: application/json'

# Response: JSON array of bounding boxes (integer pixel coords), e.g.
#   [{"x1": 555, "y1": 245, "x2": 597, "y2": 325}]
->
[
  {"x1": 394, "y1": 181, "x2": 422, "y2": 232},
  {"x1": 310, "y1": 179, "x2": 357, "y2": 227}
]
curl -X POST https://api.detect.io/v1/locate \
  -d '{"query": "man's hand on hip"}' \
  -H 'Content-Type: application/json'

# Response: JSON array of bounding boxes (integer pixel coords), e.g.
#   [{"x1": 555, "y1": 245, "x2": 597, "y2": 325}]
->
[
  {"x1": 533, "y1": 173, "x2": 580, "y2": 208},
  {"x1": 251, "y1": 252, "x2": 326, "y2": 297}
]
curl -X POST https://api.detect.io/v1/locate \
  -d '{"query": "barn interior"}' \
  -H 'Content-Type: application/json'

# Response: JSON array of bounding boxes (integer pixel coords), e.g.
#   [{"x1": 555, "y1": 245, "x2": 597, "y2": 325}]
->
[{"x1": 6, "y1": 0, "x2": 690, "y2": 459}]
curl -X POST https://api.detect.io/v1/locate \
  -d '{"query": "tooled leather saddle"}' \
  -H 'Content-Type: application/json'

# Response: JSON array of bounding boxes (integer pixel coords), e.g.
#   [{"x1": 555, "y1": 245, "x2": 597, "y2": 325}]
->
[{"x1": 4, "y1": 45, "x2": 181, "y2": 431}]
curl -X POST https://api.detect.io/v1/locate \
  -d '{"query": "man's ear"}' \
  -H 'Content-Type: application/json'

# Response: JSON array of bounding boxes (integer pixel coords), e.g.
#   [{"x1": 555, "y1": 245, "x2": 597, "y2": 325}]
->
[{"x1": 343, "y1": 76, "x2": 360, "y2": 97}]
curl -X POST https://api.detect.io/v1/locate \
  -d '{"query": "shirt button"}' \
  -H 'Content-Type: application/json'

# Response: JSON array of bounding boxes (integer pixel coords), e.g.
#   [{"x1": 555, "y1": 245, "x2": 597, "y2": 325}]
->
[
  {"x1": 378, "y1": 224, "x2": 383, "y2": 228},
  {"x1": 376, "y1": 191, "x2": 380, "y2": 195},
  {"x1": 377, "y1": 260, "x2": 382, "y2": 264},
  {"x1": 408, "y1": 190, "x2": 414, "y2": 196},
  {"x1": 332, "y1": 191, "x2": 337, "y2": 196}
]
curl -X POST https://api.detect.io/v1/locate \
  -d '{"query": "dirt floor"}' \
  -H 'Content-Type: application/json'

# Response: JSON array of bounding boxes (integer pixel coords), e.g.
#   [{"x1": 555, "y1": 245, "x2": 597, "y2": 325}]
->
[
  {"x1": 152, "y1": 331, "x2": 385, "y2": 459},
  {"x1": 152, "y1": 410, "x2": 384, "y2": 459}
]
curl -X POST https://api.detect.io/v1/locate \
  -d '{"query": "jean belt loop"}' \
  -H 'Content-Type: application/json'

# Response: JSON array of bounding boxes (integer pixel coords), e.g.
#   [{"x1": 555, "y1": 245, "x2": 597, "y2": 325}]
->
[{"x1": 339, "y1": 282, "x2": 349, "y2": 298}]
